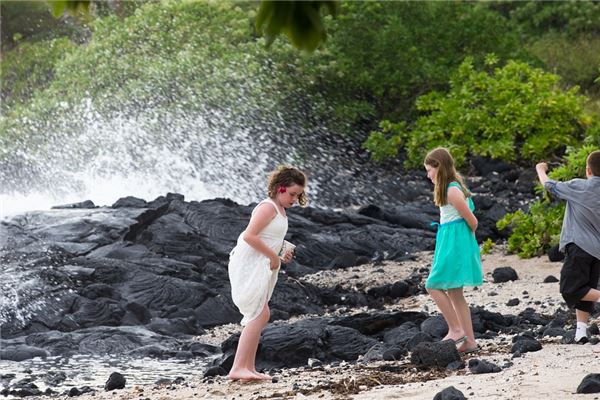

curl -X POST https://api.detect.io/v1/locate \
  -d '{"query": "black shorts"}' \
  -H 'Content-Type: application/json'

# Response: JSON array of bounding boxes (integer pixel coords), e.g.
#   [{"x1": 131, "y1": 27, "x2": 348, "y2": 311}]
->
[{"x1": 559, "y1": 243, "x2": 600, "y2": 313}]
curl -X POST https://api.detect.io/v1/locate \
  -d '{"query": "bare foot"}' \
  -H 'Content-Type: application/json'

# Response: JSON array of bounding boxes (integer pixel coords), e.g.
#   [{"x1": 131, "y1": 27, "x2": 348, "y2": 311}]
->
[
  {"x1": 457, "y1": 339, "x2": 479, "y2": 353},
  {"x1": 228, "y1": 368, "x2": 261, "y2": 382},
  {"x1": 251, "y1": 371, "x2": 272, "y2": 380},
  {"x1": 442, "y1": 329, "x2": 466, "y2": 341},
  {"x1": 442, "y1": 333, "x2": 466, "y2": 342}
]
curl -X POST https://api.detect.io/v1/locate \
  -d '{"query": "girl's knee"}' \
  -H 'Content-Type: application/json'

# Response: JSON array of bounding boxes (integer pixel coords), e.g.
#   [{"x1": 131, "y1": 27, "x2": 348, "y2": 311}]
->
[
  {"x1": 447, "y1": 287, "x2": 464, "y2": 298},
  {"x1": 426, "y1": 287, "x2": 439, "y2": 295}
]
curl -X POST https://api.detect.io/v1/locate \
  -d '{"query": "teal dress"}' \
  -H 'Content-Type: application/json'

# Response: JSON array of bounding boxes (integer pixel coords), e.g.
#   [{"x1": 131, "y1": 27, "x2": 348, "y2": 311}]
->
[{"x1": 425, "y1": 182, "x2": 483, "y2": 290}]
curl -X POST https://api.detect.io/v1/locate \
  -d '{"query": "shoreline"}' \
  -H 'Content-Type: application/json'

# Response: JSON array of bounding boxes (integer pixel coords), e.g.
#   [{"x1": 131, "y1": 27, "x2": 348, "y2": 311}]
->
[{"x1": 19, "y1": 248, "x2": 600, "y2": 400}]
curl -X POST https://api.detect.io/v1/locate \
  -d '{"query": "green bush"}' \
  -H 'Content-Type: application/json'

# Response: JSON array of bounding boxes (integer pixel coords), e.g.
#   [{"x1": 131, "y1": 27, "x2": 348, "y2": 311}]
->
[
  {"x1": 364, "y1": 57, "x2": 592, "y2": 167},
  {"x1": 481, "y1": 238, "x2": 496, "y2": 255},
  {"x1": 47, "y1": 1, "x2": 273, "y2": 111},
  {"x1": 496, "y1": 200, "x2": 565, "y2": 258}
]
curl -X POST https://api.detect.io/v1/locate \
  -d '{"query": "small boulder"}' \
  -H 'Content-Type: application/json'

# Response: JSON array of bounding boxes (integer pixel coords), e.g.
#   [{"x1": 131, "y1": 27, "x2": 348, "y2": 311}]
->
[
  {"x1": 410, "y1": 340, "x2": 461, "y2": 369},
  {"x1": 468, "y1": 358, "x2": 501, "y2": 374},
  {"x1": 433, "y1": 386, "x2": 467, "y2": 400},
  {"x1": 543, "y1": 275, "x2": 559, "y2": 283},
  {"x1": 492, "y1": 267, "x2": 518, "y2": 283},
  {"x1": 104, "y1": 372, "x2": 126, "y2": 391},
  {"x1": 577, "y1": 373, "x2": 600, "y2": 394}
]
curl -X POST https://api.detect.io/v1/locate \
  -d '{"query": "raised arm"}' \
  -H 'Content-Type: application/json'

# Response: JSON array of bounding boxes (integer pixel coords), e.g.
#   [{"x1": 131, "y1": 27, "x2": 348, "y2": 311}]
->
[
  {"x1": 447, "y1": 186, "x2": 478, "y2": 233},
  {"x1": 536, "y1": 162, "x2": 550, "y2": 186}
]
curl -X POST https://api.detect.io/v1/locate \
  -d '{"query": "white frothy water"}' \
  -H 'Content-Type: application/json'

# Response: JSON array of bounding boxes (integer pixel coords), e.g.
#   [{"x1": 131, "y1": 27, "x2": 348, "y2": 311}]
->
[{"x1": 0, "y1": 99, "x2": 293, "y2": 218}]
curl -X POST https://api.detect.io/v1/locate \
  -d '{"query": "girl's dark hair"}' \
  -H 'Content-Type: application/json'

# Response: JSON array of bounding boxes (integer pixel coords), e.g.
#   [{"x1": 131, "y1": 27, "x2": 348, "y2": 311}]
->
[
  {"x1": 424, "y1": 147, "x2": 469, "y2": 206},
  {"x1": 267, "y1": 165, "x2": 308, "y2": 206}
]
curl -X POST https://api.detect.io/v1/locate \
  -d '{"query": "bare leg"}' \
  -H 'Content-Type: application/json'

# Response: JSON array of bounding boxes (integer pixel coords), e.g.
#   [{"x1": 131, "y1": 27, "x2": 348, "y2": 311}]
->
[
  {"x1": 248, "y1": 302, "x2": 271, "y2": 380},
  {"x1": 580, "y1": 288, "x2": 600, "y2": 302},
  {"x1": 427, "y1": 288, "x2": 465, "y2": 341},
  {"x1": 576, "y1": 309, "x2": 590, "y2": 324},
  {"x1": 447, "y1": 288, "x2": 477, "y2": 351},
  {"x1": 228, "y1": 302, "x2": 270, "y2": 381}
]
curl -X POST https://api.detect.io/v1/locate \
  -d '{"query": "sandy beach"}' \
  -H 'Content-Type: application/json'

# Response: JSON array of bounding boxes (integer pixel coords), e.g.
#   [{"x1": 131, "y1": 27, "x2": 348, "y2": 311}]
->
[{"x1": 39, "y1": 248, "x2": 600, "y2": 400}]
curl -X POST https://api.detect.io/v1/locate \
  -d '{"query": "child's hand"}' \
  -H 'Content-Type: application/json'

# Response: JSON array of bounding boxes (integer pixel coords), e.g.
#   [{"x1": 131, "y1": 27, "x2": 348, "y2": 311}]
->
[
  {"x1": 269, "y1": 255, "x2": 281, "y2": 270},
  {"x1": 471, "y1": 220, "x2": 478, "y2": 233},
  {"x1": 282, "y1": 249, "x2": 294, "y2": 264},
  {"x1": 536, "y1": 162, "x2": 548, "y2": 173}
]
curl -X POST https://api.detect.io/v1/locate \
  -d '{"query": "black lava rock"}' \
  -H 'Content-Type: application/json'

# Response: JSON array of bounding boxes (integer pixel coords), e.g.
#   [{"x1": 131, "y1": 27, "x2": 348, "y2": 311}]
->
[
  {"x1": 410, "y1": 340, "x2": 461, "y2": 369},
  {"x1": 492, "y1": 267, "x2": 519, "y2": 283},
  {"x1": 510, "y1": 338, "x2": 542, "y2": 354},
  {"x1": 104, "y1": 372, "x2": 126, "y2": 391},
  {"x1": 468, "y1": 358, "x2": 501, "y2": 374},
  {"x1": 433, "y1": 386, "x2": 467, "y2": 400},
  {"x1": 506, "y1": 298, "x2": 520, "y2": 306},
  {"x1": 577, "y1": 373, "x2": 600, "y2": 394}
]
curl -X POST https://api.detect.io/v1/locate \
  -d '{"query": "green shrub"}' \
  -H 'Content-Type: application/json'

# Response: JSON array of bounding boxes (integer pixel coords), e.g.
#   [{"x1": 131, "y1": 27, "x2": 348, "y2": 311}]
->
[
  {"x1": 497, "y1": 201, "x2": 564, "y2": 258},
  {"x1": 481, "y1": 238, "x2": 496, "y2": 255},
  {"x1": 0, "y1": 1, "x2": 284, "y2": 140},
  {"x1": 365, "y1": 57, "x2": 592, "y2": 167}
]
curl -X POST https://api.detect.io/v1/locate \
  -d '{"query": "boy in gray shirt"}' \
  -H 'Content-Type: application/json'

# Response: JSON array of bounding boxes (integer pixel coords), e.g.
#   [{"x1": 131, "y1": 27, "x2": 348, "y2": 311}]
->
[{"x1": 536, "y1": 149, "x2": 600, "y2": 343}]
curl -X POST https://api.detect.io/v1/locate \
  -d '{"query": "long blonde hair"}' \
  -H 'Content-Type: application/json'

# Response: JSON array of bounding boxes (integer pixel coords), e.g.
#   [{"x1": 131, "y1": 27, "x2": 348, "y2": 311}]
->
[{"x1": 424, "y1": 147, "x2": 469, "y2": 206}]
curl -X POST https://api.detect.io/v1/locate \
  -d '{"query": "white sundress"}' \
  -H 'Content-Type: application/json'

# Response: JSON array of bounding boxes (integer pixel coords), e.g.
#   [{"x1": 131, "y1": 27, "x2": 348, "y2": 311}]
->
[{"x1": 228, "y1": 198, "x2": 288, "y2": 326}]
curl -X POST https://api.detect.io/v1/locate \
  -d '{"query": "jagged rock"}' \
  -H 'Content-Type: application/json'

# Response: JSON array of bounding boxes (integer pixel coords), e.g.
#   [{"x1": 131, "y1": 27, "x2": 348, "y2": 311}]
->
[
  {"x1": 410, "y1": 340, "x2": 461, "y2": 369},
  {"x1": 468, "y1": 358, "x2": 501, "y2": 374},
  {"x1": 420, "y1": 315, "x2": 448, "y2": 339}
]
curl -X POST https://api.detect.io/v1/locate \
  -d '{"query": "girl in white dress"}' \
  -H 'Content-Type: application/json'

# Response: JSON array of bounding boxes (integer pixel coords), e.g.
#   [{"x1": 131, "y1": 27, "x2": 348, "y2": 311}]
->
[{"x1": 227, "y1": 165, "x2": 308, "y2": 382}]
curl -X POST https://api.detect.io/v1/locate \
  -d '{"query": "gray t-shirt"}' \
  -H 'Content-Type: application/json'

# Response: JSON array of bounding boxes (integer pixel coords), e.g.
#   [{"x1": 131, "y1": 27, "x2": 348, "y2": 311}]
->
[{"x1": 545, "y1": 176, "x2": 600, "y2": 260}]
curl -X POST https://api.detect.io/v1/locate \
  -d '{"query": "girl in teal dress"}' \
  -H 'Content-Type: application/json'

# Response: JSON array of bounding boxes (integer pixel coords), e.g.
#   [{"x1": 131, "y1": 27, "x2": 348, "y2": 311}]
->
[{"x1": 424, "y1": 147, "x2": 483, "y2": 353}]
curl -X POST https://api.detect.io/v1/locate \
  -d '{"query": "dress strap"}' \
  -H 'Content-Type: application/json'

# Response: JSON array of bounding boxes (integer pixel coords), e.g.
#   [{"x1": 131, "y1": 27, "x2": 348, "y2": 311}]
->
[{"x1": 253, "y1": 198, "x2": 282, "y2": 217}]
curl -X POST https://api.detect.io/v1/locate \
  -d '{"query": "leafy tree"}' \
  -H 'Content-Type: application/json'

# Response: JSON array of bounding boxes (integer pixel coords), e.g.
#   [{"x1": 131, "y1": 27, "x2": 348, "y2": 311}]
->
[
  {"x1": 47, "y1": 0, "x2": 339, "y2": 52},
  {"x1": 509, "y1": 1, "x2": 600, "y2": 39},
  {"x1": 1, "y1": 37, "x2": 76, "y2": 110},
  {"x1": 296, "y1": 1, "x2": 525, "y2": 130},
  {"x1": 528, "y1": 33, "x2": 600, "y2": 95},
  {"x1": 0, "y1": 1, "x2": 86, "y2": 49}
]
